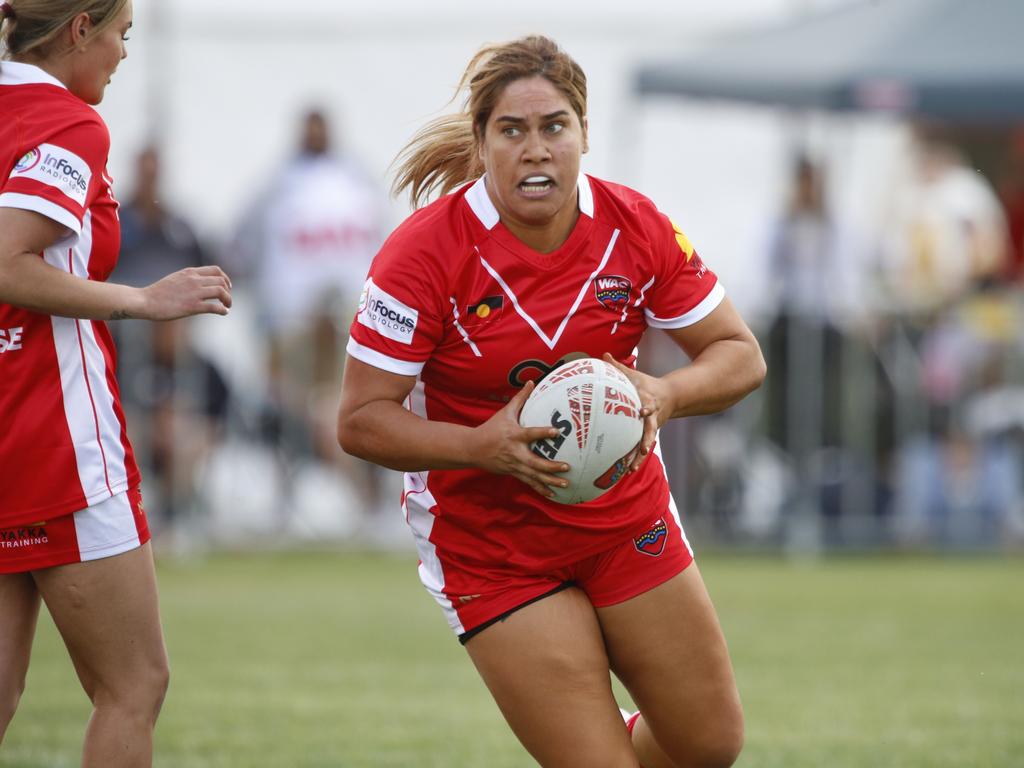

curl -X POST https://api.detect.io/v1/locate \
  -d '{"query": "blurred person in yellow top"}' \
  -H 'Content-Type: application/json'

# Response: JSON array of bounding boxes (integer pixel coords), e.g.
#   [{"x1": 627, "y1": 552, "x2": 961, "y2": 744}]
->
[{"x1": 880, "y1": 127, "x2": 1010, "y2": 318}]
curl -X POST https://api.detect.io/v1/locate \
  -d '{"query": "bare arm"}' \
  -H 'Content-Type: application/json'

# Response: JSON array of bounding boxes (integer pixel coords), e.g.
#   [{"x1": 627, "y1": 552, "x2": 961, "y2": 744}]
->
[
  {"x1": 336, "y1": 357, "x2": 569, "y2": 497},
  {"x1": 0, "y1": 207, "x2": 232, "y2": 321},
  {"x1": 607, "y1": 296, "x2": 766, "y2": 469}
]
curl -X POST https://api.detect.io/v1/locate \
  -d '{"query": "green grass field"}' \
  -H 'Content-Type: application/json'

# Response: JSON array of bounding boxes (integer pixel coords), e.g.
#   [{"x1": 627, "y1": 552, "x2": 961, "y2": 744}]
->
[{"x1": 3, "y1": 551, "x2": 1022, "y2": 767}]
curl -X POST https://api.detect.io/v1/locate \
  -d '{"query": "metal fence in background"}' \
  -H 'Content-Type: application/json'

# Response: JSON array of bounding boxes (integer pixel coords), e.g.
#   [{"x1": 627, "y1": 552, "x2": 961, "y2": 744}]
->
[{"x1": 115, "y1": 286, "x2": 1024, "y2": 555}]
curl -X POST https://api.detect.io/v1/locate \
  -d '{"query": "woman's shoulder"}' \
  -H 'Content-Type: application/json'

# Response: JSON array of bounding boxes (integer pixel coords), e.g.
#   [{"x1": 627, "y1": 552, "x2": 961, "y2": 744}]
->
[
  {"x1": 380, "y1": 184, "x2": 479, "y2": 259},
  {"x1": 7, "y1": 85, "x2": 109, "y2": 147},
  {"x1": 586, "y1": 174, "x2": 670, "y2": 239}
]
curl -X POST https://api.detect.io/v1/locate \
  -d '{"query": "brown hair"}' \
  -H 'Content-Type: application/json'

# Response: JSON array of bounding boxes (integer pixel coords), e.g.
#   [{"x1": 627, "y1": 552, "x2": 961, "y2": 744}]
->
[
  {"x1": 392, "y1": 35, "x2": 588, "y2": 208},
  {"x1": 1, "y1": 0, "x2": 127, "y2": 60}
]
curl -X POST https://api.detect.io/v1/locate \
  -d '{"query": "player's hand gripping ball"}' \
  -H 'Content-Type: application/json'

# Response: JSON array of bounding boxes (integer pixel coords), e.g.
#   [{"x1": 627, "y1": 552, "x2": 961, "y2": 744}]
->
[{"x1": 519, "y1": 358, "x2": 644, "y2": 504}]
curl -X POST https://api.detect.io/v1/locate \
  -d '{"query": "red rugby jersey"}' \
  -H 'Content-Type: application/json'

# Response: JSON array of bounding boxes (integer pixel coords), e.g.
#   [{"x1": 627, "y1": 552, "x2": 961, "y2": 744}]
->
[
  {"x1": 347, "y1": 174, "x2": 723, "y2": 579},
  {"x1": 0, "y1": 62, "x2": 139, "y2": 527}
]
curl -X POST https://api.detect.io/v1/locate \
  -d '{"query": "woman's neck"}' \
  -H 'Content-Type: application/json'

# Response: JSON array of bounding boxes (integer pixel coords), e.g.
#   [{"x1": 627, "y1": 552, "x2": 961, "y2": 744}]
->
[
  {"x1": 13, "y1": 54, "x2": 72, "y2": 90},
  {"x1": 500, "y1": 189, "x2": 581, "y2": 254}
]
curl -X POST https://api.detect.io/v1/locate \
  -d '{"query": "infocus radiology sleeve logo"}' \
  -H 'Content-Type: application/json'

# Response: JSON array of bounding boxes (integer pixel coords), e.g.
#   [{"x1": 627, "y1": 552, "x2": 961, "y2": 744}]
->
[
  {"x1": 356, "y1": 277, "x2": 419, "y2": 345},
  {"x1": 10, "y1": 143, "x2": 91, "y2": 206}
]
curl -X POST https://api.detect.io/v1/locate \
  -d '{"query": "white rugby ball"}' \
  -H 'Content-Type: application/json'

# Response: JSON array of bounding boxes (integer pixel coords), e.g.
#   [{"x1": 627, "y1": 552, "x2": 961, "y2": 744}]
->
[{"x1": 519, "y1": 357, "x2": 644, "y2": 505}]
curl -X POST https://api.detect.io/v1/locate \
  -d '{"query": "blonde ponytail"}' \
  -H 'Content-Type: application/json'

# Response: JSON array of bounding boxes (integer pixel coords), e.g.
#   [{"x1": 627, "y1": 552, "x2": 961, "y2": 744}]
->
[
  {"x1": 1, "y1": 0, "x2": 126, "y2": 60},
  {"x1": 391, "y1": 114, "x2": 481, "y2": 210}
]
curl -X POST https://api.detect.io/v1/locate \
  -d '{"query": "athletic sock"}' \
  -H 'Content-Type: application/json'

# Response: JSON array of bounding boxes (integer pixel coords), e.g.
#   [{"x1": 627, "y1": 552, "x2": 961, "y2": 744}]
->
[
  {"x1": 624, "y1": 710, "x2": 642, "y2": 735},
  {"x1": 619, "y1": 709, "x2": 646, "y2": 767}
]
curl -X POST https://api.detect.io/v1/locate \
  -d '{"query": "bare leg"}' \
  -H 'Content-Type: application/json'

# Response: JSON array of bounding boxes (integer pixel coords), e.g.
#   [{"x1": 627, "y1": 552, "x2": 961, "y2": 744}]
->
[
  {"x1": 32, "y1": 543, "x2": 169, "y2": 768},
  {"x1": 465, "y1": 586, "x2": 640, "y2": 768},
  {"x1": 0, "y1": 573, "x2": 40, "y2": 743},
  {"x1": 597, "y1": 565, "x2": 743, "y2": 768}
]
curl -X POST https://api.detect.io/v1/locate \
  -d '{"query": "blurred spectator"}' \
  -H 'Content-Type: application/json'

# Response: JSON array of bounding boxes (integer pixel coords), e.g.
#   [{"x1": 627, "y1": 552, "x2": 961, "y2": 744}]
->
[
  {"x1": 879, "y1": 129, "x2": 1010, "y2": 316},
  {"x1": 872, "y1": 129, "x2": 1021, "y2": 548},
  {"x1": 110, "y1": 145, "x2": 205, "y2": 285},
  {"x1": 229, "y1": 108, "x2": 388, "y2": 514},
  {"x1": 111, "y1": 146, "x2": 232, "y2": 533},
  {"x1": 766, "y1": 155, "x2": 864, "y2": 326},
  {"x1": 760, "y1": 155, "x2": 879, "y2": 538},
  {"x1": 893, "y1": 293, "x2": 1024, "y2": 547}
]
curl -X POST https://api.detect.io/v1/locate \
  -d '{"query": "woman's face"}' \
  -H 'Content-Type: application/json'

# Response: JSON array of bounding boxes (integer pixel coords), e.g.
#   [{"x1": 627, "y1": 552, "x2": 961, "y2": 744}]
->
[
  {"x1": 478, "y1": 75, "x2": 588, "y2": 246},
  {"x1": 68, "y1": 0, "x2": 132, "y2": 105}
]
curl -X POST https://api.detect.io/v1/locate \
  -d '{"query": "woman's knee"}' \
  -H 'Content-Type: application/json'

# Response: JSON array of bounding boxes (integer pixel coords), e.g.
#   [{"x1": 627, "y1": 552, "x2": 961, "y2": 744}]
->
[
  {"x1": 653, "y1": 707, "x2": 744, "y2": 768},
  {"x1": 91, "y1": 654, "x2": 170, "y2": 723},
  {"x1": 148, "y1": 656, "x2": 171, "y2": 718},
  {"x1": 688, "y1": 717, "x2": 744, "y2": 768}
]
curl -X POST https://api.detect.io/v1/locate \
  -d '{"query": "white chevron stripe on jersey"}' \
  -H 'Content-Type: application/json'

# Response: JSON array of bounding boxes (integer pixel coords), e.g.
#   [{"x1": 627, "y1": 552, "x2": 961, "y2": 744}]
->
[
  {"x1": 449, "y1": 297, "x2": 482, "y2": 357},
  {"x1": 47, "y1": 213, "x2": 129, "y2": 505},
  {"x1": 612, "y1": 274, "x2": 657, "y2": 335},
  {"x1": 476, "y1": 228, "x2": 621, "y2": 351}
]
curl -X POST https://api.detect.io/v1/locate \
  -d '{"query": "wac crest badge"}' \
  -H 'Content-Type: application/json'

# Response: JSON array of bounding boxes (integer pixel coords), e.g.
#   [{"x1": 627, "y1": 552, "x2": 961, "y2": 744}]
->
[
  {"x1": 633, "y1": 518, "x2": 669, "y2": 557},
  {"x1": 593, "y1": 274, "x2": 631, "y2": 311}
]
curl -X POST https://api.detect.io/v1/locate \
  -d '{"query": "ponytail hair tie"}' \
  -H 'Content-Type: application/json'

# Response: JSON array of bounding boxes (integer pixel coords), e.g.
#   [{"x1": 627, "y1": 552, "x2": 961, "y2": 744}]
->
[{"x1": 0, "y1": 3, "x2": 15, "y2": 20}]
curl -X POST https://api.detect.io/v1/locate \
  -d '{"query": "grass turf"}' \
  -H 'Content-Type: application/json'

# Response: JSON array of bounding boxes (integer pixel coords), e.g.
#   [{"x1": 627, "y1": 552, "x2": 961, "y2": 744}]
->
[{"x1": 3, "y1": 551, "x2": 1022, "y2": 767}]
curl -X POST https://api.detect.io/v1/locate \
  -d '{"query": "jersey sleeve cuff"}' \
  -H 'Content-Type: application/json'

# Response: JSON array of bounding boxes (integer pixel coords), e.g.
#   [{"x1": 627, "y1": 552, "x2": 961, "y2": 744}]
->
[
  {"x1": 0, "y1": 192, "x2": 82, "y2": 234},
  {"x1": 644, "y1": 281, "x2": 725, "y2": 329},
  {"x1": 346, "y1": 337, "x2": 425, "y2": 377}
]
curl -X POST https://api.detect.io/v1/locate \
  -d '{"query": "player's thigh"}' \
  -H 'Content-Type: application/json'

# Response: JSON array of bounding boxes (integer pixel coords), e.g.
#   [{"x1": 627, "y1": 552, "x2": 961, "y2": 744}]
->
[
  {"x1": 465, "y1": 585, "x2": 639, "y2": 768},
  {"x1": 596, "y1": 564, "x2": 743, "y2": 761},
  {"x1": 32, "y1": 543, "x2": 168, "y2": 703},
  {"x1": 0, "y1": 573, "x2": 40, "y2": 711}
]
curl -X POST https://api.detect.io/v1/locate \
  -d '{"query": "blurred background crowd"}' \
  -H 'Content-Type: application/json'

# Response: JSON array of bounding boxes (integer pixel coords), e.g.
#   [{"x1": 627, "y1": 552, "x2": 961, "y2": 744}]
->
[{"x1": 98, "y1": 0, "x2": 1024, "y2": 555}]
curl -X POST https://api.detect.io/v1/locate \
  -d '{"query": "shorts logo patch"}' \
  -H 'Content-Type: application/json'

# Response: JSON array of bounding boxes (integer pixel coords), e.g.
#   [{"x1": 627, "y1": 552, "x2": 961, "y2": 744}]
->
[
  {"x1": 356, "y1": 277, "x2": 419, "y2": 345},
  {"x1": 634, "y1": 518, "x2": 668, "y2": 557},
  {"x1": 593, "y1": 274, "x2": 632, "y2": 311}
]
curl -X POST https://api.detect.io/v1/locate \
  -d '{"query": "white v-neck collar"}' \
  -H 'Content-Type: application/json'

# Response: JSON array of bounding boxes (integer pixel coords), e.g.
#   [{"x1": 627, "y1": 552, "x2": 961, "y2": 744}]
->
[
  {"x1": 465, "y1": 172, "x2": 595, "y2": 231},
  {"x1": 0, "y1": 60, "x2": 68, "y2": 90}
]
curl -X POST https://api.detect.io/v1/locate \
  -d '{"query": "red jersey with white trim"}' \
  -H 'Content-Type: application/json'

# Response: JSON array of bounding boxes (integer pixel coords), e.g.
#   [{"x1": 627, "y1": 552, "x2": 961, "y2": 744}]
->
[
  {"x1": 0, "y1": 62, "x2": 139, "y2": 527},
  {"x1": 347, "y1": 173, "x2": 723, "y2": 575}
]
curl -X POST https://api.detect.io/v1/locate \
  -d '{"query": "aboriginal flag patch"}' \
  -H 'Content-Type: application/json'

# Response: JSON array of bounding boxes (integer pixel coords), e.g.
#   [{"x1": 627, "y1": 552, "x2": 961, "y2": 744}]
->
[
  {"x1": 634, "y1": 518, "x2": 668, "y2": 557},
  {"x1": 463, "y1": 295, "x2": 504, "y2": 325}
]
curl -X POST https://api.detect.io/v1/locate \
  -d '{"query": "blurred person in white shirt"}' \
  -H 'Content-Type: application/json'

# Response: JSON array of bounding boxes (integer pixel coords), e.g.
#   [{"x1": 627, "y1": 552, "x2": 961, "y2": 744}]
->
[{"x1": 230, "y1": 108, "x2": 388, "y2": 512}]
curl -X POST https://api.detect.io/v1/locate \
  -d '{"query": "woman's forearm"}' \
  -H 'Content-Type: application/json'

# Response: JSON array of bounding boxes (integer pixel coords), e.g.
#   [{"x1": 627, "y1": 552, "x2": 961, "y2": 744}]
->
[
  {"x1": 661, "y1": 337, "x2": 766, "y2": 420},
  {"x1": 0, "y1": 250, "x2": 143, "y2": 320},
  {"x1": 338, "y1": 398, "x2": 481, "y2": 472}
]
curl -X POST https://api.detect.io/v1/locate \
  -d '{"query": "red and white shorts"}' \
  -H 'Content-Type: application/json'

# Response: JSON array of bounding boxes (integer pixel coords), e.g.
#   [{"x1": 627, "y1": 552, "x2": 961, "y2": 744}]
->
[
  {"x1": 417, "y1": 512, "x2": 694, "y2": 644},
  {"x1": 0, "y1": 487, "x2": 150, "y2": 574}
]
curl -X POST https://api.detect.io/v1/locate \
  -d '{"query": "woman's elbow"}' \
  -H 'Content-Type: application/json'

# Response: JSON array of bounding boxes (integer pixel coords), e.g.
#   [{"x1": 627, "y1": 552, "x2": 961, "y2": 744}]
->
[
  {"x1": 747, "y1": 343, "x2": 768, "y2": 394},
  {"x1": 336, "y1": 412, "x2": 363, "y2": 458}
]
